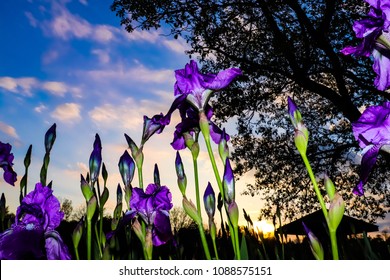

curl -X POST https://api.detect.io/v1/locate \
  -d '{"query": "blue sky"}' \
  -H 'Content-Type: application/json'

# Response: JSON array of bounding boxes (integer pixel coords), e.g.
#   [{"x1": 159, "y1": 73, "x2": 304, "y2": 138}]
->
[{"x1": 0, "y1": 0, "x2": 263, "y2": 226}]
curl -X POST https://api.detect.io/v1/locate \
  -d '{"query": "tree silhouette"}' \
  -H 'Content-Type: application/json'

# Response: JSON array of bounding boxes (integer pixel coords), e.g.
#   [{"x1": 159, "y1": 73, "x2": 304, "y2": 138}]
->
[{"x1": 111, "y1": 0, "x2": 390, "y2": 222}]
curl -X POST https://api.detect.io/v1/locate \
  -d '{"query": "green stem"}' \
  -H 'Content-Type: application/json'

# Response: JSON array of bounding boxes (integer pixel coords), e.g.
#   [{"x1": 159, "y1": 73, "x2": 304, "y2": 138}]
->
[
  {"x1": 74, "y1": 245, "x2": 80, "y2": 260},
  {"x1": 301, "y1": 154, "x2": 328, "y2": 219},
  {"x1": 87, "y1": 218, "x2": 92, "y2": 260},
  {"x1": 301, "y1": 153, "x2": 339, "y2": 260},
  {"x1": 212, "y1": 237, "x2": 219, "y2": 260},
  {"x1": 233, "y1": 225, "x2": 241, "y2": 260},
  {"x1": 198, "y1": 223, "x2": 211, "y2": 260},
  {"x1": 137, "y1": 165, "x2": 144, "y2": 190},
  {"x1": 330, "y1": 229, "x2": 339, "y2": 260},
  {"x1": 192, "y1": 156, "x2": 201, "y2": 218}
]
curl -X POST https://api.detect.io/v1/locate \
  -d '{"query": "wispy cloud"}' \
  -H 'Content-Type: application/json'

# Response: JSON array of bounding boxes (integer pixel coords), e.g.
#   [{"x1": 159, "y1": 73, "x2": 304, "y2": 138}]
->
[
  {"x1": 0, "y1": 77, "x2": 38, "y2": 96},
  {"x1": 51, "y1": 102, "x2": 82, "y2": 123},
  {"x1": 42, "y1": 81, "x2": 68, "y2": 97},
  {"x1": 0, "y1": 121, "x2": 19, "y2": 139},
  {"x1": 85, "y1": 64, "x2": 175, "y2": 84},
  {"x1": 34, "y1": 103, "x2": 48, "y2": 113},
  {"x1": 91, "y1": 49, "x2": 110, "y2": 64},
  {"x1": 0, "y1": 76, "x2": 81, "y2": 98}
]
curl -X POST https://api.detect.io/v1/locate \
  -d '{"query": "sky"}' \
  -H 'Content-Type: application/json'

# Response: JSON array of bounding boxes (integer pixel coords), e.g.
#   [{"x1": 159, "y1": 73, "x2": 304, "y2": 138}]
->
[
  {"x1": 1, "y1": 0, "x2": 389, "y2": 233},
  {"x1": 0, "y1": 0, "x2": 263, "y2": 227}
]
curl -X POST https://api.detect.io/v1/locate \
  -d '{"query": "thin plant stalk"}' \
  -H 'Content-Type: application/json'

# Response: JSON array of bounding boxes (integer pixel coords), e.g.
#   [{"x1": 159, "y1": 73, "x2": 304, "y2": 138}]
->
[
  {"x1": 301, "y1": 154, "x2": 339, "y2": 260},
  {"x1": 199, "y1": 111, "x2": 240, "y2": 259},
  {"x1": 87, "y1": 217, "x2": 92, "y2": 260}
]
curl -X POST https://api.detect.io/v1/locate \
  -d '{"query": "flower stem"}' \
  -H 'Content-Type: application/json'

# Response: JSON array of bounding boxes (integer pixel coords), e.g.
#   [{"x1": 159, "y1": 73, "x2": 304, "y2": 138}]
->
[
  {"x1": 87, "y1": 217, "x2": 92, "y2": 260},
  {"x1": 301, "y1": 153, "x2": 339, "y2": 260},
  {"x1": 330, "y1": 229, "x2": 339, "y2": 260},
  {"x1": 198, "y1": 223, "x2": 211, "y2": 260}
]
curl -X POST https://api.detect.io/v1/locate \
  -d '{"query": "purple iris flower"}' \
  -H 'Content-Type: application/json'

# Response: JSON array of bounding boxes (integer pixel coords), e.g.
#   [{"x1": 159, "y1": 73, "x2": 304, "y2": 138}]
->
[
  {"x1": 0, "y1": 183, "x2": 71, "y2": 259},
  {"x1": 171, "y1": 105, "x2": 230, "y2": 150},
  {"x1": 130, "y1": 183, "x2": 173, "y2": 246},
  {"x1": 341, "y1": 0, "x2": 390, "y2": 90},
  {"x1": 351, "y1": 101, "x2": 390, "y2": 195},
  {"x1": 0, "y1": 141, "x2": 17, "y2": 186},
  {"x1": 174, "y1": 60, "x2": 242, "y2": 110}
]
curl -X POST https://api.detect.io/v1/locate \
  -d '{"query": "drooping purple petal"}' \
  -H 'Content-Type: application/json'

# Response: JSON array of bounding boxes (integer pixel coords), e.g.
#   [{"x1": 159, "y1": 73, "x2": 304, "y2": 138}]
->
[
  {"x1": 352, "y1": 101, "x2": 390, "y2": 148},
  {"x1": 373, "y1": 48, "x2": 390, "y2": 90},
  {"x1": 45, "y1": 230, "x2": 71, "y2": 260},
  {"x1": 353, "y1": 144, "x2": 382, "y2": 196},
  {"x1": 209, "y1": 122, "x2": 230, "y2": 144},
  {"x1": 152, "y1": 210, "x2": 173, "y2": 246}
]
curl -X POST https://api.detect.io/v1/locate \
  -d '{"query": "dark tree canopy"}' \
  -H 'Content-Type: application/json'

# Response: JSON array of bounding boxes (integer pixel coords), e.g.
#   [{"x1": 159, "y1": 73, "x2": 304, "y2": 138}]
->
[{"x1": 111, "y1": 0, "x2": 390, "y2": 223}]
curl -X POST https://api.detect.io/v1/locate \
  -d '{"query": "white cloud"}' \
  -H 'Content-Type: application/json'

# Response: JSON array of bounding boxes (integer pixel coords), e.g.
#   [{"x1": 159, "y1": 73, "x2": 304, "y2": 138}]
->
[
  {"x1": 51, "y1": 103, "x2": 82, "y2": 123},
  {"x1": 0, "y1": 122, "x2": 19, "y2": 139},
  {"x1": 0, "y1": 76, "x2": 80, "y2": 98},
  {"x1": 91, "y1": 49, "x2": 110, "y2": 64},
  {"x1": 93, "y1": 25, "x2": 115, "y2": 43},
  {"x1": 79, "y1": 0, "x2": 88, "y2": 5},
  {"x1": 85, "y1": 64, "x2": 175, "y2": 84},
  {"x1": 42, "y1": 81, "x2": 68, "y2": 97},
  {"x1": 162, "y1": 38, "x2": 189, "y2": 54},
  {"x1": 34, "y1": 103, "x2": 48, "y2": 113},
  {"x1": 0, "y1": 77, "x2": 38, "y2": 96}
]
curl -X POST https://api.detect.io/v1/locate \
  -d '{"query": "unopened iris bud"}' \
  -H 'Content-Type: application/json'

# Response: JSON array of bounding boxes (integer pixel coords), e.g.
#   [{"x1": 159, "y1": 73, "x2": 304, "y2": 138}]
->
[
  {"x1": 183, "y1": 132, "x2": 195, "y2": 149},
  {"x1": 294, "y1": 127, "x2": 309, "y2": 155},
  {"x1": 328, "y1": 193, "x2": 345, "y2": 231},
  {"x1": 199, "y1": 111, "x2": 211, "y2": 141},
  {"x1": 190, "y1": 142, "x2": 200, "y2": 159},
  {"x1": 44, "y1": 123, "x2": 56, "y2": 153},
  {"x1": 203, "y1": 182, "x2": 216, "y2": 218},
  {"x1": 324, "y1": 174, "x2": 336, "y2": 200},
  {"x1": 80, "y1": 174, "x2": 93, "y2": 202},
  {"x1": 303, "y1": 222, "x2": 324, "y2": 260},
  {"x1": 223, "y1": 158, "x2": 235, "y2": 205},
  {"x1": 116, "y1": 183, "x2": 123, "y2": 205},
  {"x1": 89, "y1": 134, "x2": 102, "y2": 183},
  {"x1": 218, "y1": 128, "x2": 229, "y2": 164},
  {"x1": 124, "y1": 133, "x2": 139, "y2": 157},
  {"x1": 118, "y1": 150, "x2": 135, "y2": 188},
  {"x1": 124, "y1": 184, "x2": 132, "y2": 210},
  {"x1": 287, "y1": 97, "x2": 302, "y2": 128},
  {"x1": 175, "y1": 151, "x2": 187, "y2": 196},
  {"x1": 132, "y1": 218, "x2": 144, "y2": 243},
  {"x1": 87, "y1": 195, "x2": 97, "y2": 221},
  {"x1": 100, "y1": 186, "x2": 109, "y2": 208},
  {"x1": 183, "y1": 197, "x2": 201, "y2": 225},
  {"x1": 0, "y1": 193, "x2": 5, "y2": 221},
  {"x1": 228, "y1": 201, "x2": 239, "y2": 228},
  {"x1": 72, "y1": 218, "x2": 84, "y2": 250},
  {"x1": 102, "y1": 163, "x2": 108, "y2": 183},
  {"x1": 154, "y1": 163, "x2": 160, "y2": 187}
]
